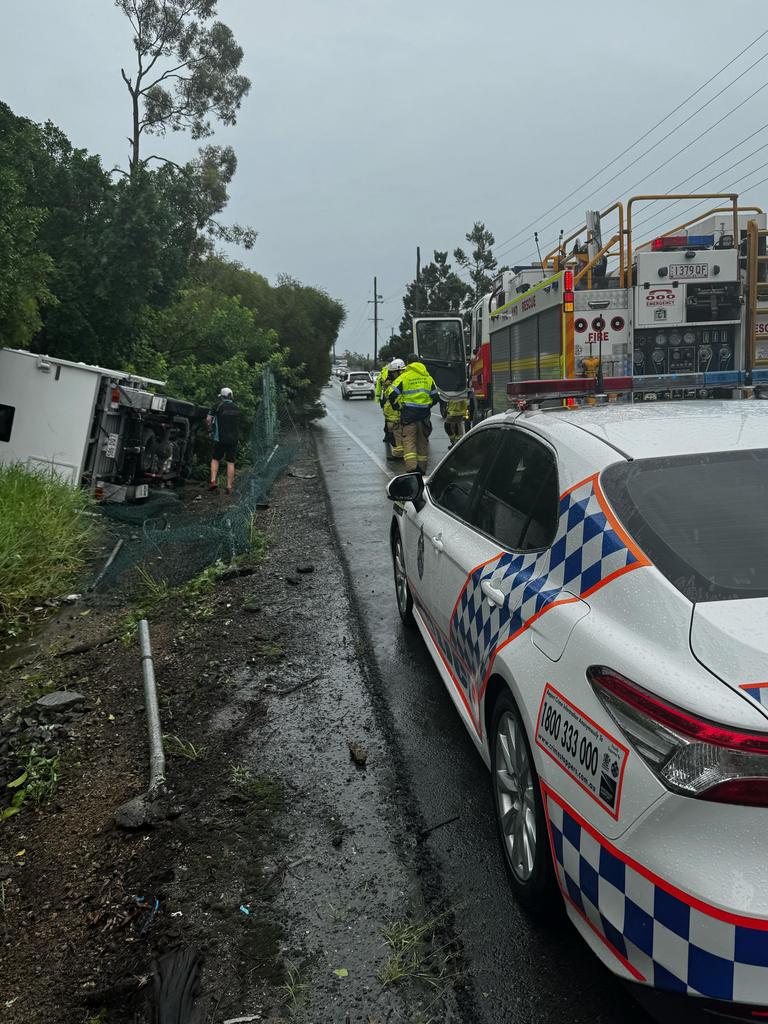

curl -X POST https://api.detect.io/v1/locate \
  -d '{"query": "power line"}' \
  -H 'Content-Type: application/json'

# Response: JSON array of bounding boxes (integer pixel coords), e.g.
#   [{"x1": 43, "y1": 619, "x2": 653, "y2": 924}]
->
[
  {"x1": 666, "y1": 121, "x2": 768, "y2": 193},
  {"x1": 629, "y1": 142, "x2": 768, "y2": 239},
  {"x1": 618, "y1": 73, "x2": 768, "y2": 199},
  {"x1": 494, "y1": 32, "x2": 768, "y2": 264},
  {"x1": 478, "y1": 145, "x2": 768, "y2": 285},
  {"x1": 379, "y1": 30, "x2": 768, "y2": 311},
  {"x1": 633, "y1": 159, "x2": 768, "y2": 249},
  {"x1": 498, "y1": 61, "x2": 768, "y2": 271}
]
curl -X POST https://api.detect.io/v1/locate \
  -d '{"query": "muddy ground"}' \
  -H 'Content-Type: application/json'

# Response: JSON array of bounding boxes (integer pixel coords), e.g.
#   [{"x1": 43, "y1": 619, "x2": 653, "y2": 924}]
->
[{"x1": 0, "y1": 446, "x2": 469, "y2": 1024}]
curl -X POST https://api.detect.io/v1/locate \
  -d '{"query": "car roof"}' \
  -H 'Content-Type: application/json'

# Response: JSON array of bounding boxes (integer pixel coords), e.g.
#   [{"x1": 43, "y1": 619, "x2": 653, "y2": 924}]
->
[{"x1": 495, "y1": 400, "x2": 768, "y2": 460}]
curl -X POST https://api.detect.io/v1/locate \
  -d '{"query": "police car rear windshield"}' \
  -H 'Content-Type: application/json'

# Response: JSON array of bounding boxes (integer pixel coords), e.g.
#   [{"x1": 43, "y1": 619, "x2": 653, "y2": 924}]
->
[{"x1": 601, "y1": 449, "x2": 768, "y2": 603}]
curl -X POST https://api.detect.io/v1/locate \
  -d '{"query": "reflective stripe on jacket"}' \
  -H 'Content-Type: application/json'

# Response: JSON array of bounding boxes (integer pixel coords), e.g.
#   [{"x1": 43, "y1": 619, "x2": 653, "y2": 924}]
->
[
  {"x1": 381, "y1": 374, "x2": 400, "y2": 422},
  {"x1": 375, "y1": 367, "x2": 389, "y2": 402},
  {"x1": 389, "y1": 362, "x2": 439, "y2": 423}
]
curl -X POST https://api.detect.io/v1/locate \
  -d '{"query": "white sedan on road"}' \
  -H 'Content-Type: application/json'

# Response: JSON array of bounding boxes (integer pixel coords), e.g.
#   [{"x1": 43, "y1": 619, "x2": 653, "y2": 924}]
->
[
  {"x1": 341, "y1": 371, "x2": 375, "y2": 400},
  {"x1": 387, "y1": 401, "x2": 768, "y2": 1019}
]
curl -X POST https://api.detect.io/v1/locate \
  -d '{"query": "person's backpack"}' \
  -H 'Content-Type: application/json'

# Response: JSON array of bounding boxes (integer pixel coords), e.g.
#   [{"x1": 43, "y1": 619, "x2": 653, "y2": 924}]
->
[{"x1": 216, "y1": 401, "x2": 240, "y2": 443}]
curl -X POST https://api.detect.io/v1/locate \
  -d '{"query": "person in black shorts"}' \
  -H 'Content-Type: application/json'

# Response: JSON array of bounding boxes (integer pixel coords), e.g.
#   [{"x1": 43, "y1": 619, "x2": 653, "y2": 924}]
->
[{"x1": 206, "y1": 387, "x2": 240, "y2": 494}]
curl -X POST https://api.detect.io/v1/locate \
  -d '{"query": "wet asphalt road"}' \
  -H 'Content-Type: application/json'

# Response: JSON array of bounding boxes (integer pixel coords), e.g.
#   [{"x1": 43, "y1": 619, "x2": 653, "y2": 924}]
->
[{"x1": 315, "y1": 380, "x2": 653, "y2": 1024}]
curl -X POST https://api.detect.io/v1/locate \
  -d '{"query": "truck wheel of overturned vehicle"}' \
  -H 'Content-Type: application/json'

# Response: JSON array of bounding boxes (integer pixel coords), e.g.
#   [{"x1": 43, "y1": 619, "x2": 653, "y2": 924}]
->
[
  {"x1": 490, "y1": 690, "x2": 557, "y2": 912},
  {"x1": 393, "y1": 533, "x2": 415, "y2": 626}
]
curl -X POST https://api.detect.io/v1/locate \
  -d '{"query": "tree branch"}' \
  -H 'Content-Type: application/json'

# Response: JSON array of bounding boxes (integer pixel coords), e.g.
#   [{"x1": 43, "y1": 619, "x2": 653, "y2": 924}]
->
[
  {"x1": 120, "y1": 67, "x2": 134, "y2": 92},
  {"x1": 139, "y1": 100, "x2": 216, "y2": 131},
  {"x1": 140, "y1": 154, "x2": 187, "y2": 171},
  {"x1": 138, "y1": 54, "x2": 210, "y2": 95}
]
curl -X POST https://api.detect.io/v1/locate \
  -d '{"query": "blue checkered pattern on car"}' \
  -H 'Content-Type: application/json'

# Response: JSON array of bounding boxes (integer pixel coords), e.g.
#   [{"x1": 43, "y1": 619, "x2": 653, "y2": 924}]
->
[
  {"x1": 448, "y1": 476, "x2": 645, "y2": 701},
  {"x1": 546, "y1": 790, "x2": 768, "y2": 1002},
  {"x1": 742, "y1": 685, "x2": 768, "y2": 708}
]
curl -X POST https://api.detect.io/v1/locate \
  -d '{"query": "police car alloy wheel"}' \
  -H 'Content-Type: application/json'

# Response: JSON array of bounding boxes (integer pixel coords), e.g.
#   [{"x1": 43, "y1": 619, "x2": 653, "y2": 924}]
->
[
  {"x1": 393, "y1": 534, "x2": 414, "y2": 626},
  {"x1": 491, "y1": 692, "x2": 554, "y2": 910}
]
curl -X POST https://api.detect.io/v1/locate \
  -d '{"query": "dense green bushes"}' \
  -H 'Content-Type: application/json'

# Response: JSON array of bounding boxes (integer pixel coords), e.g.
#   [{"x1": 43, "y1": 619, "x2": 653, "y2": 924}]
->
[{"x1": 0, "y1": 102, "x2": 345, "y2": 422}]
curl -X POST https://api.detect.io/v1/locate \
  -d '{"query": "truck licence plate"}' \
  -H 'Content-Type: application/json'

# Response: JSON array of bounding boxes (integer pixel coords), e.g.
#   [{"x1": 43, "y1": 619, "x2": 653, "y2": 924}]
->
[
  {"x1": 105, "y1": 433, "x2": 119, "y2": 459},
  {"x1": 135, "y1": 484, "x2": 149, "y2": 499},
  {"x1": 669, "y1": 263, "x2": 709, "y2": 279}
]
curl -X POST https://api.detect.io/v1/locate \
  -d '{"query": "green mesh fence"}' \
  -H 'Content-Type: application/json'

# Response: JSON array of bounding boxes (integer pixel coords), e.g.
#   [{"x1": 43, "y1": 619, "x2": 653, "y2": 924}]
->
[{"x1": 95, "y1": 369, "x2": 300, "y2": 597}]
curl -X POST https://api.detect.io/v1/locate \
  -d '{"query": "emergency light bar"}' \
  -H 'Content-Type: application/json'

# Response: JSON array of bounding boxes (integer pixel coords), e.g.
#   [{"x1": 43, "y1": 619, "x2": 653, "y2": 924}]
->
[
  {"x1": 650, "y1": 234, "x2": 716, "y2": 252},
  {"x1": 507, "y1": 377, "x2": 632, "y2": 402},
  {"x1": 507, "y1": 370, "x2": 746, "y2": 405}
]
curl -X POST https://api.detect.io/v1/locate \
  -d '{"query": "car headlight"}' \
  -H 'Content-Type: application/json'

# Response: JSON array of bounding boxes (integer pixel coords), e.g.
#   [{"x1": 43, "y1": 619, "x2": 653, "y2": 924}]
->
[{"x1": 589, "y1": 667, "x2": 768, "y2": 807}]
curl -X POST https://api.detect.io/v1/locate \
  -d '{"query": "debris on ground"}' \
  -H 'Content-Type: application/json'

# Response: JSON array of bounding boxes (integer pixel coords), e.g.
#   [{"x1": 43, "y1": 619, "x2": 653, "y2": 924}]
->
[
  {"x1": 35, "y1": 691, "x2": 85, "y2": 713},
  {"x1": 348, "y1": 740, "x2": 369, "y2": 767}
]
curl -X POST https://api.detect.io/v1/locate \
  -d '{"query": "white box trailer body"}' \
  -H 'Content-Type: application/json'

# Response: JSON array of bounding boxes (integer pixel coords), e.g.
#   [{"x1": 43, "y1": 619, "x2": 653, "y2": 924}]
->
[
  {"x1": 0, "y1": 349, "x2": 108, "y2": 483},
  {"x1": 0, "y1": 348, "x2": 200, "y2": 501}
]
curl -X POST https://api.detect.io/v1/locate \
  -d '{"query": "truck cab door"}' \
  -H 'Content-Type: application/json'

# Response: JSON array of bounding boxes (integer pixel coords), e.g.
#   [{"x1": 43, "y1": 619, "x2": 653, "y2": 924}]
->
[{"x1": 412, "y1": 316, "x2": 468, "y2": 399}]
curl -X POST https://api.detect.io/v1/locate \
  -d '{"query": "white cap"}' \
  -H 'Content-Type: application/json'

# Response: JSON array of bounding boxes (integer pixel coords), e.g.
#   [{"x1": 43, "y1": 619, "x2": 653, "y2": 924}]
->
[
  {"x1": 389, "y1": 358, "x2": 405, "y2": 371},
  {"x1": 219, "y1": 387, "x2": 233, "y2": 398}
]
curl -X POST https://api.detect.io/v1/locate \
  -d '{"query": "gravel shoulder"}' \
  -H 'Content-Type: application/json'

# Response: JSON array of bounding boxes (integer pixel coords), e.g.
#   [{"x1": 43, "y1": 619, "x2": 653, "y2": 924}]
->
[{"x1": 0, "y1": 445, "x2": 466, "y2": 1024}]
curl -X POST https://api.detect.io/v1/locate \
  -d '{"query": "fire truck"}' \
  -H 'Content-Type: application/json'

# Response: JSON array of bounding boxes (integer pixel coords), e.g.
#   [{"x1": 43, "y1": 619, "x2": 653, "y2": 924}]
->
[{"x1": 469, "y1": 192, "x2": 768, "y2": 413}]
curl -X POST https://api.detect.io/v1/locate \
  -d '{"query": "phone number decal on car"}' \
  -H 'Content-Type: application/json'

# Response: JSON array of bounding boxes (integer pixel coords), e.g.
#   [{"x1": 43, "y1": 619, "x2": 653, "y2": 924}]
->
[{"x1": 535, "y1": 684, "x2": 629, "y2": 819}]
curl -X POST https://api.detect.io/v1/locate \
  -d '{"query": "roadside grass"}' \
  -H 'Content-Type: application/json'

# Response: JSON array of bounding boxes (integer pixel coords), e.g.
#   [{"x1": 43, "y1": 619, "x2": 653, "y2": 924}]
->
[
  {"x1": 280, "y1": 959, "x2": 307, "y2": 1014},
  {"x1": 2, "y1": 748, "x2": 62, "y2": 821},
  {"x1": 120, "y1": 542, "x2": 269, "y2": 643},
  {"x1": 254, "y1": 639, "x2": 285, "y2": 662},
  {"x1": 378, "y1": 914, "x2": 460, "y2": 990},
  {"x1": 0, "y1": 464, "x2": 95, "y2": 634},
  {"x1": 163, "y1": 734, "x2": 205, "y2": 760},
  {"x1": 230, "y1": 765, "x2": 285, "y2": 814}
]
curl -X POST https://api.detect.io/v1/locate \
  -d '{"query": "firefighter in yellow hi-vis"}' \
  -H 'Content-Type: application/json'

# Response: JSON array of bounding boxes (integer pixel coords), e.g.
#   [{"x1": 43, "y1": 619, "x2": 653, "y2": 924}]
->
[
  {"x1": 443, "y1": 396, "x2": 469, "y2": 447},
  {"x1": 380, "y1": 358, "x2": 405, "y2": 460},
  {"x1": 389, "y1": 354, "x2": 439, "y2": 473}
]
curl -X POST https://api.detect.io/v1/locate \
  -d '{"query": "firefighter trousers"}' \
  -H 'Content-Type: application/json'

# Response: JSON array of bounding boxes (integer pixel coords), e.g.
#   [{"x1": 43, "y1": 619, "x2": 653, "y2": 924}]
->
[
  {"x1": 384, "y1": 418, "x2": 403, "y2": 458},
  {"x1": 401, "y1": 419, "x2": 430, "y2": 472},
  {"x1": 444, "y1": 416, "x2": 465, "y2": 446}
]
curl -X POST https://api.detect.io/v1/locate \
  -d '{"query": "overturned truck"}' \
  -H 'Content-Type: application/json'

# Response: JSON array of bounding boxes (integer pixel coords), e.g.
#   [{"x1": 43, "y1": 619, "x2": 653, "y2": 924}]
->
[{"x1": 0, "y1": 348, "x2": 207, "y2": 501}]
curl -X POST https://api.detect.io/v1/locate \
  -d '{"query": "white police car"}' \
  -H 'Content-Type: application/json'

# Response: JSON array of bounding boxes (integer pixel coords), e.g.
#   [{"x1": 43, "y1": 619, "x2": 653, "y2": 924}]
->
[{"x1": 387, "y1": 400, "x2": 768, "y2": 1019}]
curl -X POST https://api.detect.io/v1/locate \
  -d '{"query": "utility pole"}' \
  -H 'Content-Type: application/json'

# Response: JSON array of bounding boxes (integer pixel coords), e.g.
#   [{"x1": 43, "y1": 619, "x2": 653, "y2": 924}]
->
[
  {"x1": 416, "y1": 247, "x2": 421, "y2": 314},
  {"x1": 368, "y1": 277, "x2": 383, "y2": 363}
]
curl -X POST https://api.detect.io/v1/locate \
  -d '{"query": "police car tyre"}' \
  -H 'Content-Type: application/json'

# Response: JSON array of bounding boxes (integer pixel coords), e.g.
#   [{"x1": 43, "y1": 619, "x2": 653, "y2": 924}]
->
[
  {"x1": 392, "y1": 533, "x2": 415, "y2": 627},
  {"x1": 490, "y1": 691, "x2": 556, "y2": 911}
]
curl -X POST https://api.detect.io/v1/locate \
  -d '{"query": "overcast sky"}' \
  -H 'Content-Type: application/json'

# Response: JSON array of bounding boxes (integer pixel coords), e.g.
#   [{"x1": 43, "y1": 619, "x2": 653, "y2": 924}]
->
[{"x1": 2, "y1": 0, "x2": 768, "y2": 356}]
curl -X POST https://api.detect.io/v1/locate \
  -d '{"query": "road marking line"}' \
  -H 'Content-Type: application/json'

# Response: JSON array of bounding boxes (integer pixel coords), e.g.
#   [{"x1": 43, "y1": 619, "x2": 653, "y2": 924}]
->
[{"x1": 323, "y1": 406, "x2": 390, "y2": 476}]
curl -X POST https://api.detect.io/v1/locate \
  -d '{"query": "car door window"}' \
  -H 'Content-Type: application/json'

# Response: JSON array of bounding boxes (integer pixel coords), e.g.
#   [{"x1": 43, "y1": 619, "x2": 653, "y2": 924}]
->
[
  {"x1": 472, "y1": 430, "x2": 559, "y2": 551},
  {"x1": 428, "y1": 428, "x2": 497, "y2": 521}
]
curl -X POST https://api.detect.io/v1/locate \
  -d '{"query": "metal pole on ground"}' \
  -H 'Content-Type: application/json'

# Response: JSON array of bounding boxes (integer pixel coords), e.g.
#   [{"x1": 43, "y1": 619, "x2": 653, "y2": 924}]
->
[
  {"x1": 89, "y1": 537, "x2": 124, "y2": 591},
  {"x1": 139, "y1": 619, "x2": 166, "y2": 798}
]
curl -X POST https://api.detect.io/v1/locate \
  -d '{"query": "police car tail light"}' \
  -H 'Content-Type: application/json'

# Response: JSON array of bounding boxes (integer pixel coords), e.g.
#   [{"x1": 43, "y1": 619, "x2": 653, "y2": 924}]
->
[{"x1": 589, "y1": 667, "x2": 768, "y2": 807}]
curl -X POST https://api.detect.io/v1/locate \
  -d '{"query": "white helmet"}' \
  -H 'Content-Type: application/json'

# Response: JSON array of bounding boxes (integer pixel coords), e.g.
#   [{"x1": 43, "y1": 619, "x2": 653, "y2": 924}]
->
[
  {"x1": 219, "y1": 387, "x2": 233, "y2": 398},
  {"x1": 389, "y1": 358, "x2": 405, "y2": 371}
]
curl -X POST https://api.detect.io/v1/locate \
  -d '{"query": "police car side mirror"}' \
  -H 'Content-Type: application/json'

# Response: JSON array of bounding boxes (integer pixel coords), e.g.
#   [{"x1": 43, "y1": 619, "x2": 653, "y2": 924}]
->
[{"x1": 386, "y1": 473, "x2": 424, "y2": 503}]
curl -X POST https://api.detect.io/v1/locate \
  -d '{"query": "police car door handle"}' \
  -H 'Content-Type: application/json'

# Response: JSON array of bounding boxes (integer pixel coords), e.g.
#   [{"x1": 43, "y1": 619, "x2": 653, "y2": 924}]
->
[
  {"x1": 481, "y1": 580, "x2": 505, "y2": 607},
  {"x1": 430, "y1": 533, "x2": 444, "y2": 552}
]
